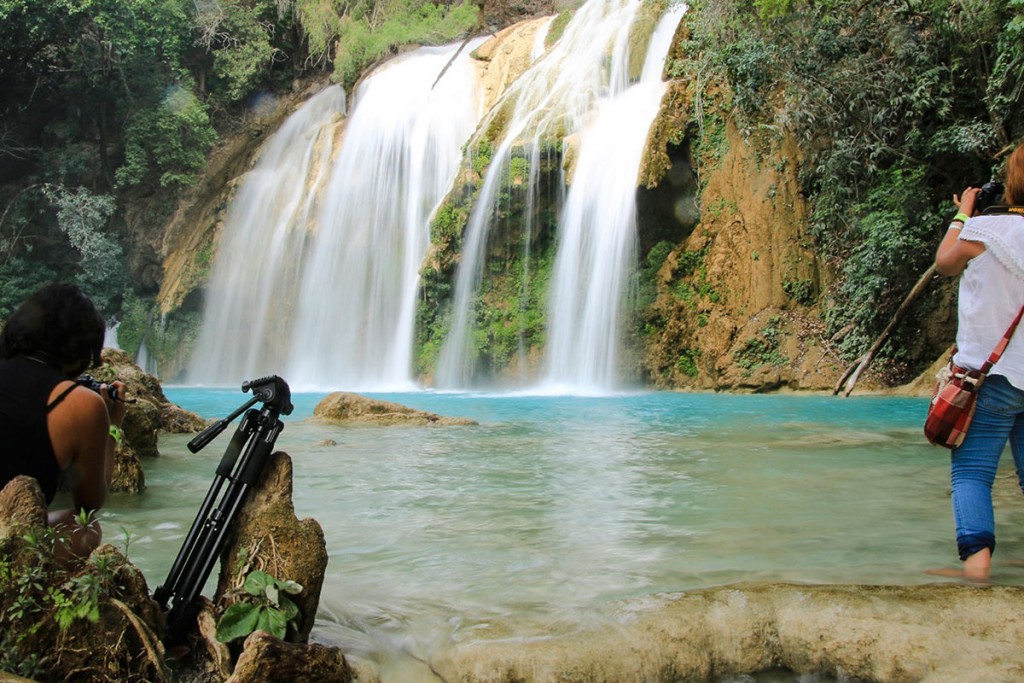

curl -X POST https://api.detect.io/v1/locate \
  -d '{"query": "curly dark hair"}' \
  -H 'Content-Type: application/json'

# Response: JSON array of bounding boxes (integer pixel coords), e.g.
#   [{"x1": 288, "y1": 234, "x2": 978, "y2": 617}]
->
[{"x1": 0, "y1": 283, "x2": 105, "y2": 370}]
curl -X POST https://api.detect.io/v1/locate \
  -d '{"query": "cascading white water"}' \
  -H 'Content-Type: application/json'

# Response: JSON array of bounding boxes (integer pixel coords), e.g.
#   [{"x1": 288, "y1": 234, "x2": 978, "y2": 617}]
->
[
  {"x1": 543, "y1": 5, "x2": 685, "y2": 394},
  {"x1": 189, "y1": 44, "x2": 482, "y2": 390},
  {"x1": 188, "y1": 86, "x2": 346, "y2": 385},
  {"x1": 436, "y1": 0, "x2": 685, "y2": 391}
]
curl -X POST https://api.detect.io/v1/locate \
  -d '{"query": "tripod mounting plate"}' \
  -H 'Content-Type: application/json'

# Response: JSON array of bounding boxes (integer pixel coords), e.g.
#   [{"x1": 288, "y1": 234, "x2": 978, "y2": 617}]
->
[{"x1": 243, "y1": 375, "x2": 293, "y2": 415}]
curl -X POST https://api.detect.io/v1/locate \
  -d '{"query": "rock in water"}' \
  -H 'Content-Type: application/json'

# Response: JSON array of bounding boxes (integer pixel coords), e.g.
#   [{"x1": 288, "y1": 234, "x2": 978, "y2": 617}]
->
[{"x1": 312, "y1": 391, "x2": 477, "y2": 426}]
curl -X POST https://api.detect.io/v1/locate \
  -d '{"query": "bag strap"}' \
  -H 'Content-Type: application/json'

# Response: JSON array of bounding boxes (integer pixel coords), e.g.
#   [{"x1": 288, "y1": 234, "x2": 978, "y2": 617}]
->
[{"x1": 980, "y1": 302, "x2": 1024, "y2": 374}]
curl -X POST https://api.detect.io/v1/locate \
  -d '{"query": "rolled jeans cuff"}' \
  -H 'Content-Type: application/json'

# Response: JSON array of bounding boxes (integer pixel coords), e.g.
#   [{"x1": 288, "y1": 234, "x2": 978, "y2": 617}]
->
[{"x1": 958, "y1": 532, "x2": 995, "y2": 561}]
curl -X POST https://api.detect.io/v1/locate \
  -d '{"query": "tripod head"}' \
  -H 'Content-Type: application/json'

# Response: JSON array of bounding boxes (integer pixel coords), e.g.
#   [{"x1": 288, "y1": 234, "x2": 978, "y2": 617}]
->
[
  {"x1": 243, "y1": 375, "x2": 294, "y2": 416},
  {"x1": 188, "y1": 375, "x2": 293, "y2": 453}
]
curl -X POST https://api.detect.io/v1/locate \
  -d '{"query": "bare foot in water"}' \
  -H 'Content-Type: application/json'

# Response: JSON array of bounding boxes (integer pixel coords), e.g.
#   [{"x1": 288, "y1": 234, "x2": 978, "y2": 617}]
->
[
  {"x1": 925, "y1": 549, "x2": 992, "y2": 582},
  {"x1": 924, "y1": 567, "x2": 990, "y2": 583}
]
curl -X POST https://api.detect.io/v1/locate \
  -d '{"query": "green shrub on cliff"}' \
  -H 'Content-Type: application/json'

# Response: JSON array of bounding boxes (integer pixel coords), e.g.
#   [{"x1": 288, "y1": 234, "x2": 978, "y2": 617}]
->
[
  {"x1": 679, "y1": 0, "x2": 1024, "y2": 371},
  {"x1": 332, "y1": 1, "x2": 479, "y2": 88}
]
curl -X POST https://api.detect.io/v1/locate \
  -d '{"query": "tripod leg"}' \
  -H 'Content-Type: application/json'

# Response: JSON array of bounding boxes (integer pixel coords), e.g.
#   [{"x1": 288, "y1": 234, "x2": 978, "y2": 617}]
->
[
  {"x1": 163, "y1": 410, "x2": 284, "y2": 635},
  {"x1": 155, "y1": 412, "x2": 254, "y2": 611}
]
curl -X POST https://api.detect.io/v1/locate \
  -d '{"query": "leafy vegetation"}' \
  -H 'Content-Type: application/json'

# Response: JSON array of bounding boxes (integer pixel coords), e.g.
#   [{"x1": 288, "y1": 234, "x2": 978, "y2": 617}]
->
[
  {"x1": 216, "y1": 569, "x2": 304, "y2": 643},
  {"x1": 0, "y1": 527, "x2": 120, "y2": 678},
  {"x1": 676, "y1": 0, "x2": 1024, "y2": 365},
  {"x1": 332, "y1": 0, "x2": 478, "y2": 88},
  {"x1": 735, "y1": 315, "x2": 787, "y2": 372},
  {"x1": 0, "y1": 0, "x2": 481, "y2": 336}
]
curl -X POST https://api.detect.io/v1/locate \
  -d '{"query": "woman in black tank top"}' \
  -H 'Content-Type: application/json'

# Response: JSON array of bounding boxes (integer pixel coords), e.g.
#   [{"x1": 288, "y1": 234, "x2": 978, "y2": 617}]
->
[{"x1": 0, "y1": 283, "x2": 127, "y2": 563}]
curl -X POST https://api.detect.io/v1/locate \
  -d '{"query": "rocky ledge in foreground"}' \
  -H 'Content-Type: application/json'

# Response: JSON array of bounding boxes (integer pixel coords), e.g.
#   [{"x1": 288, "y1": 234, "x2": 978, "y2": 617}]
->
[
  {"x1": 433, "y1": 581, "x2": 1024, "y2": 682},
  {"x1": 312, "y1": 392, "x2": 477, "y2": 426},
  {"x1": 0, "y1": 452, "x2": 352, "y2": 683}
]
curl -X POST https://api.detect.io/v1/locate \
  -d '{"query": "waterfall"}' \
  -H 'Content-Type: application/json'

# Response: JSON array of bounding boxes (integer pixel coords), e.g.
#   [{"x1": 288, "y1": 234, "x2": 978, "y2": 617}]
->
[
  {"x1": 188, "y1": 86, "x2": 346, "y2": 386},
  {"x1": 543, "y1": 5, "x2": 685, "y2": 394},
  {"x1": 187, "y1": 0, "x2": 683, "y2": 392},
  {"x1": 189, "y1": 44, "x2": 482, "y2": 390},
  {"x1": 436, "y1": 0, "x2": 684, "y2": 391},
  {"x1": 104, "y1": 322, "x2": 120, "y2": 350}
]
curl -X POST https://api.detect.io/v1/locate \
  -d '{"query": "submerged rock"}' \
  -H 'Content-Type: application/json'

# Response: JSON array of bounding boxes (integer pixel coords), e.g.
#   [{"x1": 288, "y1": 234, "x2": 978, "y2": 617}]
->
[{"x1": 312, "y1": 392, "x2": 478, "y2": 426}]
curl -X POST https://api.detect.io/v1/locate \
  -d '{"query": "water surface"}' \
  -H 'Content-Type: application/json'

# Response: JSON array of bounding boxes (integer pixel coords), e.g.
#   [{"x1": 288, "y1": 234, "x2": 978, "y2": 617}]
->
[{"x1": 102, "y1": 390, "x2": 1024, "y2": 672}]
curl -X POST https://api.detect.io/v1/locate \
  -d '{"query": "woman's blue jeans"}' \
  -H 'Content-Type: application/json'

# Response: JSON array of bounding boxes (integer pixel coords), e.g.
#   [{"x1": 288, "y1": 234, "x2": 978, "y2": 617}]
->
[{"x1": 951, "y1": 374, "x2": 1024, "y2": 560}]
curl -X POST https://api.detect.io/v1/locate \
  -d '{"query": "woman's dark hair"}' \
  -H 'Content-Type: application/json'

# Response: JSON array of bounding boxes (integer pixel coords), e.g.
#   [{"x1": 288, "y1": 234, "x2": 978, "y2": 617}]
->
[{"x1": 0, "y1": 283, "x2": 105, "y2": 370}]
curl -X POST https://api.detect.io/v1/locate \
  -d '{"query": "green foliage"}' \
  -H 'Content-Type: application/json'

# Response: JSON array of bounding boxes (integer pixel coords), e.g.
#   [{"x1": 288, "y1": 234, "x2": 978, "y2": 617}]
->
[
  {"x1": 0, "y1": 258, "x2": 58, "y2": 322},
  {"x1": 295, "y1": 0, "x2": 342, "y2": 67},
  {"x1": 115, "y1": 290, "x2": 152, "y2": 358},
  {"x1": 471, "y1": 248, "x2": 552, "y2": 373},
  {"x1": 42, "y1": 185, "x2": 126, "y2": 314},
  {"x1": 828, "y1": 167, "x2": 939, "y2": 357},
  {"x1": 669, "y1": 243, "x2": 721, "y2": 308},
  {"x1": 431, "y1": 202, "x2": 468, "y2": 246},
  {"x1": 194, "y1": 0, "x2": 280, "y2": 103},
  {"x1": 150, "y1": 308, "x2": 203, "y2": 374},
  {"x1": 681, "y1": 0, "x2": 1024, "y2": 363},
  {"x1": 545, "y1": 10, "x2": 573, "y2": 47},
  {"x1": 0, "y1": 526, "x2": 117, "y2": 677},
  {"x1": 782, "y1": 278, "x2": 814, "y2": 306},
  {"x1": 116, "y1": 85, "x2": 219, "y2": 188},
  {"x1": 676, "y1": 347, "x2": 700, "y2": 377},
  {"x1": 637, "y1": 240, "x2": 674, "y2": 310},
  {"x1": 216, "y1": 570, "x2": 303, "y2": 643},
  {"x1": 332, "y1": 0, "x2": 478, "y2": 88},
  {"x1": 471, "y1": 139, "x2": 494, "y2": 176},
  {"x1": 735, "y1": 315, "x2": 787, "y2": 372}
]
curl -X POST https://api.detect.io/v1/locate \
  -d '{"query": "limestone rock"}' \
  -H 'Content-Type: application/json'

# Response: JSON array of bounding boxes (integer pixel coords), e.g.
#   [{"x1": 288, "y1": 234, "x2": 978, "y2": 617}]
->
[
  {"x1": 1, "y1": 452, "x2": 344, "y2": 683},
  {"x1": 225, "y1": 631, "x2": 353, "y2": 683},
  {"x1": 90, "y1": 348, "x2": 207, "y2": 493},
  {"x1": 312, "y1": 392, "x2": 477, "y2": 426},
  {"x1": 215, "y1": 451, "x2": 329, "y2": 643},
  {"x1": 0, "y1": 531, "x2": 168, "y2": 683},
  {"x1": 0, "y1": 475, "x2": 47, "y2": 533},
  {"x1": 434, "y1": 581, "x2": 1024, "y2": 682}
]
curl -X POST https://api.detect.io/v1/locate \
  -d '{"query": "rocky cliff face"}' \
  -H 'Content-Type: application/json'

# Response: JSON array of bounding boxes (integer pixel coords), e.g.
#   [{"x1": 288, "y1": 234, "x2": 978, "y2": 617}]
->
[{"x1": 639, "y1": 119, "x2": 842, "y2": 391}]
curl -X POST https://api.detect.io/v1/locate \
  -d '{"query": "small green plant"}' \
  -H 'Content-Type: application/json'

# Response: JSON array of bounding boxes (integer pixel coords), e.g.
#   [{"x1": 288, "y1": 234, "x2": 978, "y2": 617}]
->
[
  {"x1": 0, "y1": 524, "x2": 118, "y2": 677},
  {"x1": 735, "y1": 315, "x2": 788, "y2": 372},
  {"x1": 119, "y1": 527, "x2": 135, "y2": 559},
  {"x1": 74, "y1": 508, "x2": 95, "y2": 527},
  {"x1": 676, "y1": 348, "x2": 700, "y2": 377},
  {"x1": 783, "y1": 279, "x2": 815, "y2": 306},
  {"x1": 215, "y1": 570, "x2": 303, "y2": 643}
]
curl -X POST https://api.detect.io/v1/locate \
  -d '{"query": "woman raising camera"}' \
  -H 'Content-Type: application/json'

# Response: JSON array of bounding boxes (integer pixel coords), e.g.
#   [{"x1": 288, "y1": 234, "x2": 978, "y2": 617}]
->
[
  {"x1": 0, "y1": 283, "x2": 127, "y2": 562},
  {"x1": 933, "y1": 143, "x2": 1024, "y2": 581}
]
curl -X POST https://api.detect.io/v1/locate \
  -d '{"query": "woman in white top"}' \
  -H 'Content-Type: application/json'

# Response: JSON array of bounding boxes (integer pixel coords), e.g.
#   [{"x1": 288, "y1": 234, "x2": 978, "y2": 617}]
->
[{"x1": 934, "y1": 143, "x2": 1024, "y2": 581}]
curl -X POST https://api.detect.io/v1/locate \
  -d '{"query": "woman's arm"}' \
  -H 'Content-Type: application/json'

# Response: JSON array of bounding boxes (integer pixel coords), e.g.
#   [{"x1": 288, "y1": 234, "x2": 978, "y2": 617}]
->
[
  {"x1": 48, "y1": 380, "x2": 126, "y2": 512},
  {"x1": 935, "y1": 187, "x2": 986, "y2": 276}
]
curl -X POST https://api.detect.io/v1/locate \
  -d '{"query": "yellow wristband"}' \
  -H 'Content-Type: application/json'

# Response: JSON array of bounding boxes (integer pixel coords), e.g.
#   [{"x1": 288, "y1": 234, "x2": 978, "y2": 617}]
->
[
  {"x1": 109, "y1": 424, "x2": 123, "y2": 447},
  {"x1": 954, "y1": 213, "x2": 970, "y2": 223}
]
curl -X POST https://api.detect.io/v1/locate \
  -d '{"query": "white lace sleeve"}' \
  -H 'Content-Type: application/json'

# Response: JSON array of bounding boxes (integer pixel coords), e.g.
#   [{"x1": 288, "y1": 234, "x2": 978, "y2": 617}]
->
[{"x1": 961, "y1": 215, "x2": 1024, "y2": 280}]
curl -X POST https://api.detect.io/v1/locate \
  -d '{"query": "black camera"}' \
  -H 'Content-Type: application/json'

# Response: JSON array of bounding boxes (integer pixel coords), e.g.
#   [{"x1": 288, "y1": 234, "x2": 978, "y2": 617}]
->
[
  {"x1": 975, "y1": 180, "x2": 1005, "y2": 214},
  {"x1": 77, "y1": 374, "x2": 121, "y2": 402}
]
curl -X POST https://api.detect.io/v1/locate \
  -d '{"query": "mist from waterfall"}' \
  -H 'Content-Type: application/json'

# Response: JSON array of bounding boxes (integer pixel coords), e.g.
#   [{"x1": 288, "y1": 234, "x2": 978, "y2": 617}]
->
[
  {"x1": 435, "y1": 0, "x2": 684, "y2": 392},
  {"x1": 188, "y1": 44, "x2": 482, "y2": 390}
]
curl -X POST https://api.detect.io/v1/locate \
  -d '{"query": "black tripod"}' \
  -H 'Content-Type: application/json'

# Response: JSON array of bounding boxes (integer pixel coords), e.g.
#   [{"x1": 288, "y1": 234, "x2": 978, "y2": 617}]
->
[{"x1": 154, "y1": 375, "x2": 293, "y2": 637}]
